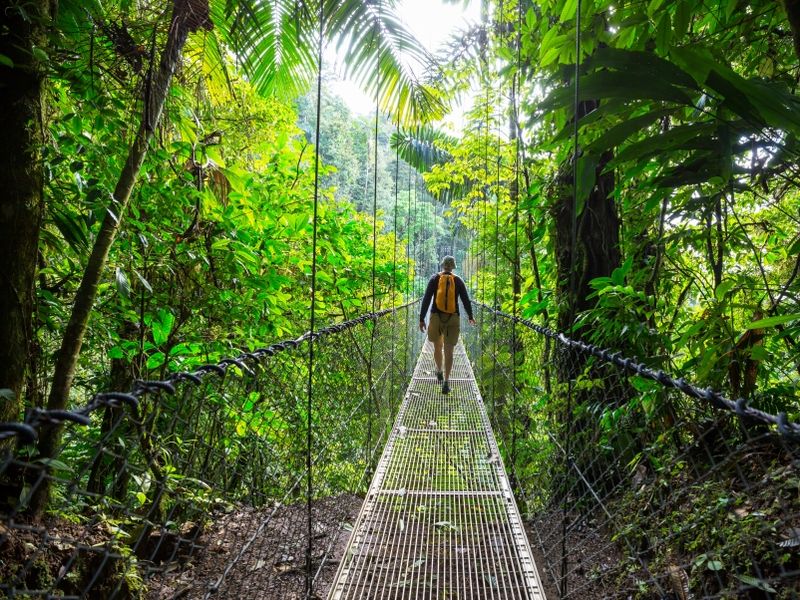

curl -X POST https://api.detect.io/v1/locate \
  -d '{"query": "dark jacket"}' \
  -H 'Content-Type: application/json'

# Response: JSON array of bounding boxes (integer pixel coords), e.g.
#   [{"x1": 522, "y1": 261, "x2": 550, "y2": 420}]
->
[{"x1": 419, "y1": 272, "x2": 474, "y2": 321}]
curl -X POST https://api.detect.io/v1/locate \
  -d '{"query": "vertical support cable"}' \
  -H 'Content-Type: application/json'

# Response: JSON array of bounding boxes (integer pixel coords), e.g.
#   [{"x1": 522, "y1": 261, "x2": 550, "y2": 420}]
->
[
  {"x1": 492, "y1": 131, "x2": 501, "y2": 417},
  {"x1": 510, "y1": 0, "x2": 523, "y2": 467},
  {"x1": 306, "y1": 1, "x2": 325, "y2": 596},
  {"x1": 561, "y1": 2, "x2": 582, "y2": 597},
  {"x1": 368, "y1": 85, "x2": 380, "y2": 474},
  {"x1": 414, "y1": 173, "x2": 422, "y2": 296},
  {"x1": 482, "y1": 87, "x2": 490, "y2": 307},
  {"x1": 406, "y1": 161, "x2": 412, "y2": 372},
  {"x1": 391, "y1": 126, "x2": 400, "y2": 411}
]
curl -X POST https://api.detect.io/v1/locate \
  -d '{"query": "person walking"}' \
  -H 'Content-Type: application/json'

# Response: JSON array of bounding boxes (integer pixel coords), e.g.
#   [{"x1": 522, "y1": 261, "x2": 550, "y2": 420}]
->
[{"x1": 419, "y1": 256, "x2": 476, "y2": 394}]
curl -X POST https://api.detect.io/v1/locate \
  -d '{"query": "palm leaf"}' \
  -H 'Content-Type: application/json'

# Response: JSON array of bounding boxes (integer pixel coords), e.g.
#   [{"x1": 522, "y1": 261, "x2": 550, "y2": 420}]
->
[
  {"x1": 391, "y1": 125, "x2": 456, "y2": 172},
  {"x1": 327, "y1": 0, "x2": 444, "y2": 124},
  {"x1": 213, "y1": 0, "x2": 443, "y2": 124},
  {"x1": 215, "y1": 0, "x2": 317, "y2": 99},
  {"x1": 391, "y1": 125, "x2": 475, "y2": 203}
]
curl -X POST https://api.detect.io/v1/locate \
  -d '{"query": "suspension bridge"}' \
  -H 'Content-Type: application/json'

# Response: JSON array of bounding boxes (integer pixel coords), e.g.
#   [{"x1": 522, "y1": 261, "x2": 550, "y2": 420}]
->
[
  {"x1": 1, "y1": 303, "x2": 798, "y2": 599},
  {"x1": 329, "y1": 340, "x2": 544, "y2": 599}
]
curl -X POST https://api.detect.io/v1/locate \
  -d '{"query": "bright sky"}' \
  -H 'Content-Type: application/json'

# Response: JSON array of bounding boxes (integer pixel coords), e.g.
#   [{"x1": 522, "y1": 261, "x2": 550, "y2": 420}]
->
[{"x1": 327, "y1": 0, "x2": 481, "y2": 130}]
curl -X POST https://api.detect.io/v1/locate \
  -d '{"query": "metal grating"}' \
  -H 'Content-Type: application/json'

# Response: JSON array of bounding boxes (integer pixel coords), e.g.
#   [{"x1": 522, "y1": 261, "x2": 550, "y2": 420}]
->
[{"x1": 328, "y1": 341, "x2": 546, "y2": 599}]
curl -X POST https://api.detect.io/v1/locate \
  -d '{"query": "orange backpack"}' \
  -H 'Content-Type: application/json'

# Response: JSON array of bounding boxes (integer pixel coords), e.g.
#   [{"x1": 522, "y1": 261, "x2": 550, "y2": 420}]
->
[{"x1": 435, "y1": 272, "x2": 457, "y2": 313}]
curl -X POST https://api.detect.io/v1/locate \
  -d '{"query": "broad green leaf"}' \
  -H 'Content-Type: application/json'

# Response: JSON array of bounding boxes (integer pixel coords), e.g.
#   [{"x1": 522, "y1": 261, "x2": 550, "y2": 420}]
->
[
  {"x1": 735, "y1": 575, "x2": 776, "y2": 593},
  {"x1": 316, "y1": 270, "x2": 334, "y2": 284},
  {"x1": 586, "y1": 108, "x2": 671, "y2": 153},
  {"x1": 583, "y1": 47, "x2": 697, "y2": 90},
  {"x1": 655, "y1": 13, "x2": 671, "y2": 55},
  {"x1": 673, "y1": 0, "x2": 691, "y2": 37},
  {"x1": 746, "y1": 314, "x2": 800, "y2": 329},
  {"x1": 152, "y1": 310, "x2": 175, "y2": 346},
  {"x1": 560, "y1": 0, "x2": 578, "y2": 22},
  {"x1": 647, "y1": 0, "x2": 667, "y2": 19},
  {"x1": 0, "y1": 54, "x2": 13, "y2": 68},
  {"x1": 671, "y1": 47, "x2": 800, "y2": 134},
  {"x1": 715, "y1": 279, "x2": 735, "y2": 301},
  {"x1": 541, "y1": 71, "x2": 692, "y2": 115},
  {"x1": 31, "y1": 46, "x2": 48, "y2": 62},
  {"x1": 146, "y1": 352, "x2": 166, "y2": 370},
  {"x1": 115, "y1": 267, "x2": 131, "y2": 299},
  {"x1": 612, "y1": 122, "x2": 716, "y2": 165}
]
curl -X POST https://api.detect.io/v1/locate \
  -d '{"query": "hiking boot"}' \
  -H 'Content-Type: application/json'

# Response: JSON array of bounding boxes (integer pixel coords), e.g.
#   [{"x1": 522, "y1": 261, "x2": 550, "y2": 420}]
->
[
  {"x1": 436, "y1": 371, "x2": 443, "y2": 382},
  {"x1": 442, "y1": 381, "x2": 450, "y2": 394}
]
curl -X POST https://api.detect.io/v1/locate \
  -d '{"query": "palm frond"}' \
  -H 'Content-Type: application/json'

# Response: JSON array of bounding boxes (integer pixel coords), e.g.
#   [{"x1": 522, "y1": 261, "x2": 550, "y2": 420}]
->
[
  {"x1": 325, "y1": 0, "x2": 445, "y2": 124},
  {"x1": 430, "y1": 23, "x2": 488, "y2": 96},
  {"x1": 213, "y1": 0, "x2": 444, "y2": 123},
  {"x1": 391, "y1": 125, "x2": 475, "y2": 203},
  {"x1": 391, "y1": 124, "x2": 456, "y2": 172},
  {"x1": 214, "y1": 0, "x2": 317, "y2": 99}
]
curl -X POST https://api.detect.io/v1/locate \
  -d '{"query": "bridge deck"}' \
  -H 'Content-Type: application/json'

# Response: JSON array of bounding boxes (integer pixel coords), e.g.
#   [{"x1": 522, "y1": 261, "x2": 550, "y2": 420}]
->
[{"x1": 328, "y1": 341, "x2": 546, "y2": 599}]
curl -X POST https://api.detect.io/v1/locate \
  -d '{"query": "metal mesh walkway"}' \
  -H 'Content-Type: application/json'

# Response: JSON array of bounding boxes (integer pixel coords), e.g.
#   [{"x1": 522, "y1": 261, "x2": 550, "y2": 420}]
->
[{"x1": 328, "y1": 341, "x2": 546, "y2": 599}]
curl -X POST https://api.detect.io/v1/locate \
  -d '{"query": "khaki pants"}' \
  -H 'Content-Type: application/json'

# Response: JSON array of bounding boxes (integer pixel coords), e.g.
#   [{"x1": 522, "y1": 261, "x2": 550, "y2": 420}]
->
[{"x1": 427, "y1": 313, "x2": 460, "y2": 346}]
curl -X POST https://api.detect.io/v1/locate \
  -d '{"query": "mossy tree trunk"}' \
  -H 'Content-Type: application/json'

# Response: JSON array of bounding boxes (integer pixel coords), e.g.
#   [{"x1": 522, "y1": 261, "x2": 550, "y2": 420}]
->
[
  {"x1": 29, "y1": 0, "x2": 211, "y2": 518},
  {"x1": 552, "y1": 150, "x2": 620, "y2": 335},
  {"x1": 0, "y1": 0, "x2": 55, "y2": 423}
]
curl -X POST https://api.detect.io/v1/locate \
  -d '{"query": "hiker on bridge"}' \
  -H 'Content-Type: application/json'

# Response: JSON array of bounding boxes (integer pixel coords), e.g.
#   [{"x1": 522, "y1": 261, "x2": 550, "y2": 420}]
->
[{"x1": 419, "y1": 255, "x2": 476, "y2": 394}]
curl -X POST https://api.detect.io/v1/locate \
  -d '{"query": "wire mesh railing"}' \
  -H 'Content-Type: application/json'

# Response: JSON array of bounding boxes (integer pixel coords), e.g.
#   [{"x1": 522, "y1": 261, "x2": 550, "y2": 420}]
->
[
  {"x1": 467, "y1": 303, "x2": 800, "y2": 600},
  {"x1": 0, "y1": 302, "x2": 419, "y2": 599}
]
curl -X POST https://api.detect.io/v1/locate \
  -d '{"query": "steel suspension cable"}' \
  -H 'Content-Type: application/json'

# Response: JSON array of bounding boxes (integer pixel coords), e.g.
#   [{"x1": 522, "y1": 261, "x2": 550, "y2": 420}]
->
[
  {"x1": 510, "y1": 0, "x2": 523, "y2": 466},
  {"x1": 561, "y1": 1, "x2": 583, "y2": 596},
  {"x1": 305, "y1": 1, "x2": 325, "y2": 595},
  {"x1": 482, "y1": 86, "x2": 490, "y2": 307},
  {"x1": 413, "y1": 170, "x2": 418, "y2": 296},
  {"x1": 391, "y1": 125, "x2": 400, "y2": 410},
  {"x1": 405, "y1": 159, "x2": 412, "y2": 373},
  {"x1": 368, "y1": 79, "x2": 380, "y2": 474},
  {"x1": 492, "y1": 113, "x2": 502, "y2": 415}
]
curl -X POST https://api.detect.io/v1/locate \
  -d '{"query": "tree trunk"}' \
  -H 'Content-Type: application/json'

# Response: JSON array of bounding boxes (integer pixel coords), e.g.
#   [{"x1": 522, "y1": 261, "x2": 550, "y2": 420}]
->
[
  {"x1": 30, "y1": 0, "x2": 211, "y2": 517},
  {"x1": 552, "y1": 147, "x2": 621, "y2": 333},
  {"x1": 785, "y1": 0, "x2": 800, "y2": 62},
  {"x1": 551, "y1": 100, "x2": 621, "y2": 333},
  {"x1": 0, "y1": 0, "x2": 54, "y2": 423}
]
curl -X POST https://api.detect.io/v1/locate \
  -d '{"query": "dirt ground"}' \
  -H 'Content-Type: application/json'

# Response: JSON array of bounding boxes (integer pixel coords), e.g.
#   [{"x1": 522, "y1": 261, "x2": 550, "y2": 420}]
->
[
  {"x1": 148, "y1": 499, "x2": 624, "y2": 600},
  {"x1": 528, "y1": 510, "x2": 623, "y2": 600},
  {"x1": 147, "y1": 494, "x2": 363, "y2": 600},
  {"x1": 3, "y1": 496, "x2": 623, "y2": 599}
]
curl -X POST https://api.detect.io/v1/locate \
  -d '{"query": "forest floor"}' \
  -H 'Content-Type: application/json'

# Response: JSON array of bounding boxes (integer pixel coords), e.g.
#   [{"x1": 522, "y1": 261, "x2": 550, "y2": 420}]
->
[
  {"x1": 147, "y1": 498, "x2": 621, "y2": 600},
  {"x1": 1, "y1": 496, "x2": 620, "y2": 599},
  {"x1": 528, "y1": 510, "x2": 623, "y2": 600},
  {"x1": 148, "y1": 494, "x2": 362, "y2": 599}
]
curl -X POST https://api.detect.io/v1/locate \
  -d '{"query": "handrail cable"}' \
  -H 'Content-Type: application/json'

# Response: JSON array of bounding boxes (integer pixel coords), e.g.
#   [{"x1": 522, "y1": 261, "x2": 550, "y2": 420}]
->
[
  {"x1": 477, "y1": 302, "x2": 800, "y2": 440},
  {"x1": 0, "y1": 302, "x2": 419, "y2": 444}
]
